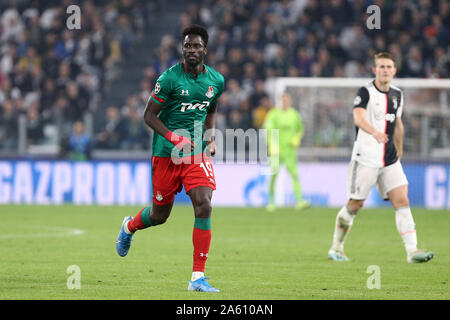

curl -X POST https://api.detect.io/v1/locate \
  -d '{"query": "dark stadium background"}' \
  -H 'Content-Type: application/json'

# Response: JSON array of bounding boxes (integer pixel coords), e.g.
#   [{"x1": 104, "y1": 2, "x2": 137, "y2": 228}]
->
[
  {"x1": 1, "y1": 0, "x2": 448, "y2": 156},
  {"x1": 0, "y1": 0, "x2": 449, "y2": 208}
]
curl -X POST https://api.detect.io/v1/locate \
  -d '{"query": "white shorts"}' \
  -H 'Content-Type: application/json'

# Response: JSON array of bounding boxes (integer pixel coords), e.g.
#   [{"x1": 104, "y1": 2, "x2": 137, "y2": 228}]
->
[{"x1": 347, "y1": 160, "x2": 408, "y2": 200}]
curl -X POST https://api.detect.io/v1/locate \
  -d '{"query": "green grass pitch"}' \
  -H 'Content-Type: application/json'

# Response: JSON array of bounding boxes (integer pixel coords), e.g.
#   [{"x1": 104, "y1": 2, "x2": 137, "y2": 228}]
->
[{"x1": 0, "y1": 205, "x2": 449, "y2": 300}]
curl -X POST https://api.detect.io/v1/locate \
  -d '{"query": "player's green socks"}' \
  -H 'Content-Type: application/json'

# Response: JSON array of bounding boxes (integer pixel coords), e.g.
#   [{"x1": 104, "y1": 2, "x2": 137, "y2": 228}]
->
[
  {"x1": 126, "y1": 207, "x2": 152, "y2": 234},
  {"x1": 395, "y1": 206, "x2": 417, "y2": 255},
  {"x1": 192, "y1": 217, "x2": 211, "y2": 280},
  {"x1": 286, "y1": 163, "x2": 303, "y2": 203},
  {"x1": 331, "y1": 206, "x2": 356, "y2": 251},
  {"x1": 268, "y1": 174, "x2": 277, "y2": 205},
  {"x1": 292, "y1": 177, "x2": 304, "y2": 203}
]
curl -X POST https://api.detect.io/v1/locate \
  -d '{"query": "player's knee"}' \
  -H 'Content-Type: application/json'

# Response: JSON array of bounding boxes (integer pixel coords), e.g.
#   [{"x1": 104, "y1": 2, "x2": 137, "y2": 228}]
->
[
  {"x1": 388, "y1": 186, "x2": 410, "y2": 209},
  {"x1": 194, "y1": 197, "x2": 212, "y2": 219},
  {"x1": 392, "y1": 196, "x2": 410, "y2": 209},
  {"x1": 150, "y1": 214, "x2": 168, "y2": 226},
  {"x1": 347, "y1": 199, "x2": 364, "y2": 212},
  {"x1": 150, "y1": 209, "x2": 171, "y2": 226}
]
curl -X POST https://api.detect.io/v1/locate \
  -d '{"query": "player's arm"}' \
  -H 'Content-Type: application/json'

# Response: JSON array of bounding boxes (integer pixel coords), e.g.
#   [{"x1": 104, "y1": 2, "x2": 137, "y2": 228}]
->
[
  {"x1": 291, "y1": 112, "x2": 304, "y2": 148},
  {"x1": 205, "y1": 77, "x2": 224, "y2": 156},
  {"x1": 263, "y1": 110, "x2": 279, "y2": 155},
  {"x1": 394, "y1": 91, "x2": 405, "y2": 159},
  {"x1": 394, "y1": 117, "x2": 404, "y2": 159},
  {"x1": 353, "y1": 86, "x2": 388, "y2": 144},
  {"x1": 204, "y1": 103, "x2": 217, "y2": 156},
  {"x1": 353, "y1": 108, "x2": 388, "y2": 143},
  {"x1": 143, "y1": 97, "x2": 194, "y2": 151}
]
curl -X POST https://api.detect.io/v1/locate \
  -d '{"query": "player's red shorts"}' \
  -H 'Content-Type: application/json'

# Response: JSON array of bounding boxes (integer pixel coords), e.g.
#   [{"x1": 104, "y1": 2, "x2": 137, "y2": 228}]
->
[{"x1": 151, "y1": 153, "x2": 216, "y2": 205}]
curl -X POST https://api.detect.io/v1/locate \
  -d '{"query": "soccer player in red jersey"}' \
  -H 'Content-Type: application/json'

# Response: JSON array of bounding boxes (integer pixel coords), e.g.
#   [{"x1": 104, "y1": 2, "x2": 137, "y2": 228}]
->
[{"x1": 116, "y1": 25, "x2": 225, "y2": 292}]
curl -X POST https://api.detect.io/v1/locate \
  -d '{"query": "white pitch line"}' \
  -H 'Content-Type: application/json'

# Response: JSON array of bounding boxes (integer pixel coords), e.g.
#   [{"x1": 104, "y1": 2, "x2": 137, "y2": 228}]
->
[{"x1": 0, "y1": 226, "x2": 85, "y2": 239}]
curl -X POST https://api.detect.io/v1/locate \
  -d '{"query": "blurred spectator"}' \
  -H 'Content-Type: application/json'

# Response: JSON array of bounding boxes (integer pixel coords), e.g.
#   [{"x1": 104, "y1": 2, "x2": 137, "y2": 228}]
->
[
  {"x1": 65, "y1": 82, "x2": 89, "y2": 121},
  {"x1": 249, "y1": 79, "x2": 268, "y2": 109},
  {"x1": 152, "y1": 49, "x2": 177, "y2": 75},
  {"x1": 138, "y1": 79, "x2": 152, "y2": 106},
  {"x1": 0, "y1": 100, "x2": 19, "y2": 150},
  {"x1": 405, "y1": 45, "x2": 426, "y2": 77},
  {"x1": 236, "y1": 99, "x2": 253, "y2": 131},
  {"x1": 226, "y1": 78, "x2": 248, "y2": 110},
  {"x1": 120, "y1": 108, "x2": 150, "y2": 150},
  {"x1": 26, "y1": 103, "x2": 44, "y2": 145},
  {"x1": 142, "y1": 66, "x2": 157, "y2": 88},
  {"x1": 95, "y1": 106, "x2": 124, "y2": 149},
  {"x1": 54, "y1": 29, "x2": 77, "y2": 60},
  {"x1": 121, "y1": 94, "x2": 140, "y2": 116},
  {"x1": 252, "y1": 95, "x2": 272, "y2": 129},
  {"x1": 228, "y1": 109, "x2": 246, "y2": 130},
  {"x1": 0, "y1": 0, "x2": 146, "y2": 152},
  {"x1": 294, "y1": 48, "x2": 313, "y2": 77},
  {"x1": 65, "y1": 121, "x2": 92, "y2": 161},
  {"x1": 114, "y1": 14, "x2": 135, "y2": 58},
  {"x1": 428, "y1": 46, "x2": 449, "y2": 78},
  {"x1": 314, "y1": 115, "x2": 340, "y2": 148},
  {"x1": 50, "y1": 95, "x2": 73, "y2": 139},
  {"x1": 39, "y1": 78, "x2": 58, "y2": 120}
]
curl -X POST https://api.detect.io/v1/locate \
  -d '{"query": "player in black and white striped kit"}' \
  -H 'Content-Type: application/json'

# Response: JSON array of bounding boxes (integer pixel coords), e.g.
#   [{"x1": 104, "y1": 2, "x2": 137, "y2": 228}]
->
[{"x1": 328, "y1": 52, "x2": 434, "y2": 263}]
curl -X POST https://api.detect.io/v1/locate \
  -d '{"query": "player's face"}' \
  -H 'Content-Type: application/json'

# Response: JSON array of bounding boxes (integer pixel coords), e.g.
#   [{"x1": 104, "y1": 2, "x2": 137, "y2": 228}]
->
[
  {"x1": 281, "y1": 93, "x2": 291, "y2": 109},
  {"x1": 182, "y1": 34, "x2": 207, "y2": 67},
  {"x1": 373, "y1": 58, "x2": 396, "y2": 84}
]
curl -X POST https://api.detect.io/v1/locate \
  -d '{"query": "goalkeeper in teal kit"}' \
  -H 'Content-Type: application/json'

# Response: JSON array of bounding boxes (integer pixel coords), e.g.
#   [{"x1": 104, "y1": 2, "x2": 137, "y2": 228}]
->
[{"x1": 264, "y1": 92, "x2": 310, "y2": 211}]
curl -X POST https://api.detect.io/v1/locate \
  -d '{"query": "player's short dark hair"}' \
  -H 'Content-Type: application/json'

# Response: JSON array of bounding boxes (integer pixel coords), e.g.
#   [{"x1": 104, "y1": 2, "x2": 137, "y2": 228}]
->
[
  {"x1": 374, "y1": 52, "x2": 395, "y2": 65},
  {"x1": 182, "y1": 24, "x2": 209, "y2": 47}
]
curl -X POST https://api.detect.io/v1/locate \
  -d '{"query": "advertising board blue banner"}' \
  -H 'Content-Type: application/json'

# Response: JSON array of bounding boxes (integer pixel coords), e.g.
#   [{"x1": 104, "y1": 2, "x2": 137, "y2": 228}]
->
[{"x1": 0, "y1": 160, "x2": 449, "y2": 209}]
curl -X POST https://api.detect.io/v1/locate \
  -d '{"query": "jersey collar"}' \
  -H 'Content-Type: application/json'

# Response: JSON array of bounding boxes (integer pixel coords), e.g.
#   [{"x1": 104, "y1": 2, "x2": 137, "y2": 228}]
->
[
  {"x1": 372, "y1": 80, "x2": 390, "y2": 94},
  {"x1": 182, "y1": 61, "x2": 207, "y2": 78}
]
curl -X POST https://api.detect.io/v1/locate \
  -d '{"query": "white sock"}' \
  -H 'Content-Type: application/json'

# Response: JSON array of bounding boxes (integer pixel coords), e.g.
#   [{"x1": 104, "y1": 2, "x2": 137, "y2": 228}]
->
[
  {"x1": 331, "y1": 206, "x2": 356, "y2": 252},
  {"x1": 191, "y1": 272, "x2": 204, "y2": 282},
  {"x1": 123, "y1": 221, "x2": 133, "y2": 235},
  {"x1": 395, "y1": 206, "x2": 417, "y2": 255}
]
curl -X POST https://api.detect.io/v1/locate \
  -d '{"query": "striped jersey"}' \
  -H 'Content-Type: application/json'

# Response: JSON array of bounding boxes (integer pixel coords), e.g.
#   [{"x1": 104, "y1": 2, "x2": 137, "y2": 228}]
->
[
  {"x1": 150, "y1": 62, "x2": 225, "y2": 157},
  {"x1": 351, "y1": 80, "x2": 404, "y2": 168}
]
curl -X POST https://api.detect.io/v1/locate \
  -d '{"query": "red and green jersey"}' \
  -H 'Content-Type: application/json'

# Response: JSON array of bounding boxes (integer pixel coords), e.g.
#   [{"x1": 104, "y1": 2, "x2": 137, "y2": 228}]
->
[{"x1": 150, "y1": 62, "x2": 225, "y2": 157}]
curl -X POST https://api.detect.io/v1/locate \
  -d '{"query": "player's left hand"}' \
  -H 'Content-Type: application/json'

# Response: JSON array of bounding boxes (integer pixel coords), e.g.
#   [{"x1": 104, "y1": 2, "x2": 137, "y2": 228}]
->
[{"x1": 207, "y1": 140, "x2": 216, "y2": 156}]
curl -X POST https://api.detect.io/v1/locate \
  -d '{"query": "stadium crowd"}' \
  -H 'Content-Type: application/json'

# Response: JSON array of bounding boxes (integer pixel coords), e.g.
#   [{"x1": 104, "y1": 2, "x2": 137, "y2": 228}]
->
[
  {"x1": 1, "y1": 0, "x2": 449, "y2": 156},
  {"x1": 0, "y1": 0, "x2": 152, "y2": 157}
]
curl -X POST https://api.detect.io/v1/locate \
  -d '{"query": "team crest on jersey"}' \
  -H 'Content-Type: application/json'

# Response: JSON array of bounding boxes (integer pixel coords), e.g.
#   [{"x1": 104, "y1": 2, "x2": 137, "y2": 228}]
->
[
  {"x1": 205, "y1": 86, "x2": 214, "y2": 98},
  {"x1": 392, "y1": 96, "x2": 398, "y2": 109},
  {"x1": 155, "y1": 191, "x2": 163, "y2": 201}
]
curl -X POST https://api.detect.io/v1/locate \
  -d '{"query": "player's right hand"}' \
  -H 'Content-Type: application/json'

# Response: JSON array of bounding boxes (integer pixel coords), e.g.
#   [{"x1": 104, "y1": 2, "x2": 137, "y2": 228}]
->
[
  {"x1": 372, "y1": 131, "x2": 388, "y2": 144},
  {"x1": 165, "y1": 131, "x2": 195, "y2": 151}
]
